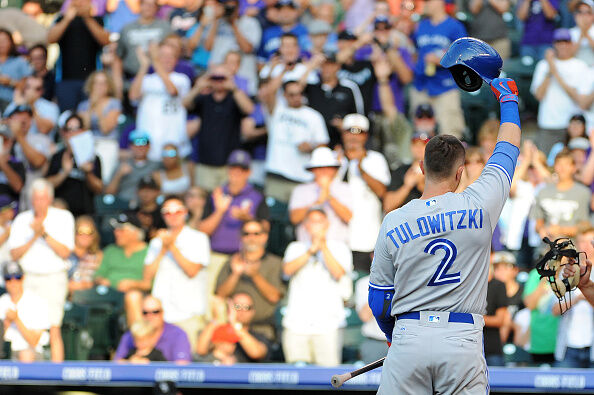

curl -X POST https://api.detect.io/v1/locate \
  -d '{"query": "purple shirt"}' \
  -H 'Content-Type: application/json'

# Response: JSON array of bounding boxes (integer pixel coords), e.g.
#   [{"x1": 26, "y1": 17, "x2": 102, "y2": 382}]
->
[
  {"x1": 521, "y1": 0, "x2": 559, "y2": 45},
  {"x1": 114, "y1": 322, "x2": 191, "y2": 362},
  {"x1": 372, "y1": 47, "x2": 413, "y2": 113},
  {"x1": 61, "y1": 0, "x2": 107, "y2": 16},
  {"x1": 209, "y1": 184, "x2": 266, "y2": 254}
]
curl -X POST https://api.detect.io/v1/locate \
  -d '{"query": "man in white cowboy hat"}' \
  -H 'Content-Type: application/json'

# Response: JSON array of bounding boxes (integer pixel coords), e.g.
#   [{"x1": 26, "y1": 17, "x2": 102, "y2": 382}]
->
[{"x1": 289, "y1": 147, "x2": 353, "y2": 245}]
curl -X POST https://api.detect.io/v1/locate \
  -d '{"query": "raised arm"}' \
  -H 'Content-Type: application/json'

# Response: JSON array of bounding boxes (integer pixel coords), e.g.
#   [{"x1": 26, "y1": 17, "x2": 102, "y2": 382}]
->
[{"x1": 47, "y1": 8, "x2": 77, "y2": 43}]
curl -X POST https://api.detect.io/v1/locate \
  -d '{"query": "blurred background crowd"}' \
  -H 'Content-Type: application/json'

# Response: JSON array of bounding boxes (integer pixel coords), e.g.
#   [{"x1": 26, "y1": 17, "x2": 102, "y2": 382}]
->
[{"x1": 0, "y1": 0, "x2": 591, "y2": 370}]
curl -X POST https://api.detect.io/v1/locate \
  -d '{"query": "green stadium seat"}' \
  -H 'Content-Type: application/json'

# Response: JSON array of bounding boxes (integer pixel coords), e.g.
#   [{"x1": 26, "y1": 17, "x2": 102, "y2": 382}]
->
[
  {"x1": 72, "y1": 286, "x2": 125, "y2": 360},
  {"x1": 503, "y1": 57, "x2": 539, "y2": 117},
  {"x1": 265, "y1": 197, "x2": 295, "y2": 257},
  {"x1": 61, "y1": 302, "x2": 93, "y2": 361},
  {"x1": 94, "y1": 195, "x2": 131, "y2": 247},
  {"x1": 460, "y1": 84, "x2": 499, "y2": 143}
]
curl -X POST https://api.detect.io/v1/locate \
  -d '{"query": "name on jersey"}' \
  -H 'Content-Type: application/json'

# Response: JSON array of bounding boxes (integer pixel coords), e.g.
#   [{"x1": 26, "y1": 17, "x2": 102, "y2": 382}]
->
[{"x1": 386, "y1": 209, "x2": 484, "y2": 249}]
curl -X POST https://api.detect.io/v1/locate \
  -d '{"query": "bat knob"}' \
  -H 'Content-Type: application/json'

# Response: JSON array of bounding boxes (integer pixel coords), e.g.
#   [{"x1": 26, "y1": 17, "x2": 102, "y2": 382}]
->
[{"x1": 331, "y1": 373, "x2": 350, "y2": 388}]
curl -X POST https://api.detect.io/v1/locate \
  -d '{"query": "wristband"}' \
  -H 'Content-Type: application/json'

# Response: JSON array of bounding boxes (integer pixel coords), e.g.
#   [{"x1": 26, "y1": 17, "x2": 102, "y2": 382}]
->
[{"x1": 500, "y1": 100, "x2": 521, "y2": 129}]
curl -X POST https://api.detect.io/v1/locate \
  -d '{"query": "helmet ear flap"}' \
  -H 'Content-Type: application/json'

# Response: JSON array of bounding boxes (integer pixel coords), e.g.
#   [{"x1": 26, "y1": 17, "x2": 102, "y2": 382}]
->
[{"x1": 449, "y1": 64, "x2": 483, "y2": 92}]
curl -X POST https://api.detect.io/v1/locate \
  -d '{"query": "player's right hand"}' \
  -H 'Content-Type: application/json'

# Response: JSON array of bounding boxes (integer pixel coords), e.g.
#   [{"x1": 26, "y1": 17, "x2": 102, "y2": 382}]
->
[
  {"x1": 490, "y1": 78, "x2": 519, "y2": 104},
  {"x1": 562, "y1": 259, "x2": 592, "y2": 288}
]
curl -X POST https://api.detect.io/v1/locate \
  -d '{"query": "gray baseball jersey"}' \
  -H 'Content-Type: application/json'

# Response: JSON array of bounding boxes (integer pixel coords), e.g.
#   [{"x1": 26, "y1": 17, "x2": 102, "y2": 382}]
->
[{"x1": 370, "y1": 152, "x2": 515, "y2": 316}]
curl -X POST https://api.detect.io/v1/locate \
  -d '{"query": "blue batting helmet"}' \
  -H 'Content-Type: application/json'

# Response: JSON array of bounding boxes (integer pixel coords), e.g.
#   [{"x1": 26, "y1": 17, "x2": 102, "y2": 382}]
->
[{"x1": 440, "y1": 37, "x2": 503, "y2": 92}]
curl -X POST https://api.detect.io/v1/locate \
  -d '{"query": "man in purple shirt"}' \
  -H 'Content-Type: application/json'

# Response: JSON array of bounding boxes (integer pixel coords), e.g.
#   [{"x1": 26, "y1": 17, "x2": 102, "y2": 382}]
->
[
  {"x1": 114, "y1": 295, "x2": 191, "y2": 362},
  {"x1": 199, "y1": 150, "x2": 269, "y2": 298},
  {"x1": 518, "y1": 0, "x2": 560, "y2": 60}
]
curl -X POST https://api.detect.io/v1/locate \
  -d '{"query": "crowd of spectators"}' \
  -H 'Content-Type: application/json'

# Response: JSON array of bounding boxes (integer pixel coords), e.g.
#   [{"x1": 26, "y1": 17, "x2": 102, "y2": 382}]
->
[{"x1": 0, "y1": 0, "x2": 592, "y2": 369}]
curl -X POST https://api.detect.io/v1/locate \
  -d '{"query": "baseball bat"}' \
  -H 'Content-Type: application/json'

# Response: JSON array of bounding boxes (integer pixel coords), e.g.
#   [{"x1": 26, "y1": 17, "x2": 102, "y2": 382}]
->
[{"x1": 330, "y1": 357, "x2": 385, "y2": 388}]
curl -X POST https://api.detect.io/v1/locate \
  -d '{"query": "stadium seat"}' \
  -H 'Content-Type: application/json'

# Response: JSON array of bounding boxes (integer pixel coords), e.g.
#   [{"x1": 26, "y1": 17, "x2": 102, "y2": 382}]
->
[
  {"x1": 503, "y1": 57, "x2": 539, "y2": 118},
  {"x1": 61, "y1": 301, "x2": 93, "y2": 361},
  {"x1": 342, "y1": 307, "x2": 364, "y2": 364},
  {"x1": 460, "y1": 84, "x2": 498, "y2": 143},
  {"x1": 94, "y1": 194, "x2": 131, "y2": 246},
  {"x1": 265, "y1": 197, "x2": 295, "y2": 257},
  {"x1": 72, "y1": 286, "x2": 125, "y2": 360}
]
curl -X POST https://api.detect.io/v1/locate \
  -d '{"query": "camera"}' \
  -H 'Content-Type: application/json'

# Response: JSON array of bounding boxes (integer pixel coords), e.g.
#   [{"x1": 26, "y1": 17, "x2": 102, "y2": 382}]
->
[{"x1": 224, "y1": 3, "x2": 236, "y2": 17}]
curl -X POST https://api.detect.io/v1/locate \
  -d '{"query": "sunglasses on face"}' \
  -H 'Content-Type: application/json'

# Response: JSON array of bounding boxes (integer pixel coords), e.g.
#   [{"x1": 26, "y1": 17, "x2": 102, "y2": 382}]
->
[
  {"x1": 343, "y1": 127, "x2": 367, "y2": 135},
  {"x1": 209, "y1": 75, "x2": 227, "y2": 81},
  {"x1": 142, "y1": 309, "x2": 162, "y2": 315},
  {"x1": 161, "y1": 207, "x2": 185, "y2": 215},
  {"x1": 162, "y1": 149, "x2": 177, "y2": 158},
  {"x1": 4, "y1": 274, "x2": 22, "y2": 281},
  {"x1": 77, "y1": 227, "x2": 94, "y2": 235},
  {"x1": 241, "y1": 230, "x2": 264, "y2": 236},
  {"x1": 232, "y1": 303, "x2": 253, "y2": 311},
  {"x1": 132, "y1": 139, "x2": 149, "y2": 146}
]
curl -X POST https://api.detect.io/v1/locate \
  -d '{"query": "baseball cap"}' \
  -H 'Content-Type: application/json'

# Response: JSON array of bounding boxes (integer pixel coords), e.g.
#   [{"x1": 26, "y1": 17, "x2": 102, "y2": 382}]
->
[
  {"x1": 337, "y1": 30, "x2": 357, "y2": 41},
  {"x1": 306, "y1": 147, "x2": 341, "y2": 170},
  {"x1": 227, "y1": 149, "x2": 251, "y2": 169},
  {"x1": 568, "y1": 137, "x2": 590, "y2": 151},
  {"x1": 576, "y1": 0, "x2": 594, "y2": 10},
  {"x1": 323, "y1": 49, "x2": 338, "y2": 63},
  {"x1": 275, "y1": 0, "x2": 297, "y2": 8},
  {"x1": 109, "y1": 212, "x2": 143, "y2": 230},
  {"x1": 492, "y1": 251, "x2": 516, "y2": 266},
  {"x1": 0, "y1": 194, "x2": 16, "y2": 211},
  {"x1": 415, "y1": 103, "x2": 434, "y2": 119},
  {"x1": 5, "y1": 104, "x2": 32, "y2": 118},
  {"x1": 374, "y1": 15, "x2": 392, "y2": 28},
  {"x1": 128, "y1": 130, "x2": 150, "y2": 146},
  {"x1": 411, "y1": 131, "x2": 431, "y2": 143},
  {"x1": 138, "y1": 175, "x2": 159, "y2": 190},
  {"x1": 553, "y1": 28, "x2": 572, "y2": 42},
  {"x1": 211, "y1": 323, "x2": 240, "y2": 343},
  {"x1": 308, "y1": 19, "x2": 332, "y2": 35},
  {"x1": 3, "y1": 261, "x2": 23, "y2": 279},
  {"x1": 342, "y1": 113, "x2": 369, "y2": 133}
]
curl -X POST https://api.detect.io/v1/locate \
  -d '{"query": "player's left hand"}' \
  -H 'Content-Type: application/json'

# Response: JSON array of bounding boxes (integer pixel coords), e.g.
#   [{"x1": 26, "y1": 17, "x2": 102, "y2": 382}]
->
[{"x1": 490, "y1": 78, "x2": 519, "y2": 104}]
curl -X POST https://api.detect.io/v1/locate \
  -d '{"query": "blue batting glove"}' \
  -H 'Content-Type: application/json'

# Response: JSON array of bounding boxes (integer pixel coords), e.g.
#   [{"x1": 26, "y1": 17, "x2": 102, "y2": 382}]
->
[{"x1": 490, "y1": 78, "x2": 519, "y2": 104}]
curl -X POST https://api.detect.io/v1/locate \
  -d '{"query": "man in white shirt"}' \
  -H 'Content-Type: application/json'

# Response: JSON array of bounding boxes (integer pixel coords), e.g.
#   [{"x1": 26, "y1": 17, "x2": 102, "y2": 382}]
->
[
  {"x1": 289, "y1": 147, "x2": 352, "y2": 245},
  {"x1": 282, "y1": 208, "x2": 352, "y2": 366},
  {"x1": 5, "y1": 104, "x2": 52, "y2": 210},
  {"x1": 530, "y1": 28, "x2": 591, "y2": 155},
  {"x1": 201, "y1": 0, "x2": 261, "y2": 95},
  {"x1": 8, "y1": 178, "x2": 74, "y2": 362},
  {"x1": 570, "y1": 0, "x2": 594, "y2": 67},
  {"x1": 143, "y1": 196, "x2": 210, "y2": 349},
  {"x1": 129, "y1": 41, "x2": 191, "y2": 162},
  {"x1": 4, "y1": 76, "x2": 60, "y2": 138},
  {"x1": 0, "y1": 261, "x2": 50, "y2": 362},
  {"x1": 337, "y1": 113, "x2": 391, "y2": 271},
  {"x1": 261, "y1": 80, "x2": 329, "y2": 202}
]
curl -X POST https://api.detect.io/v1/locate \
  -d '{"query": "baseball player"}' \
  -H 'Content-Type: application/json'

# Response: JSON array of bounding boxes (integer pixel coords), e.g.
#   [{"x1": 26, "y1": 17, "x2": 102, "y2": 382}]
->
[{"x1": 369, "y1": 41, "x2": 521, "y2": 393}]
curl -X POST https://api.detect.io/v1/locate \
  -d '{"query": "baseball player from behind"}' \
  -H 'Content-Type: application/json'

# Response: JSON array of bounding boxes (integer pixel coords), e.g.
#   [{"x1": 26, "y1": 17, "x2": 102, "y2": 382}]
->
[{"x1": 369, "y1": 77, "x2": 521, "y2": 394}]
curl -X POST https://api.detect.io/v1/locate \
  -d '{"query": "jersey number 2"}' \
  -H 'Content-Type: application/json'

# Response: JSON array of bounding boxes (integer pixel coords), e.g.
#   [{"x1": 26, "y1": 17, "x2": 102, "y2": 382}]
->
[{"x1": 424, "y1": 238, "x2": 460, "y2": 286}]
